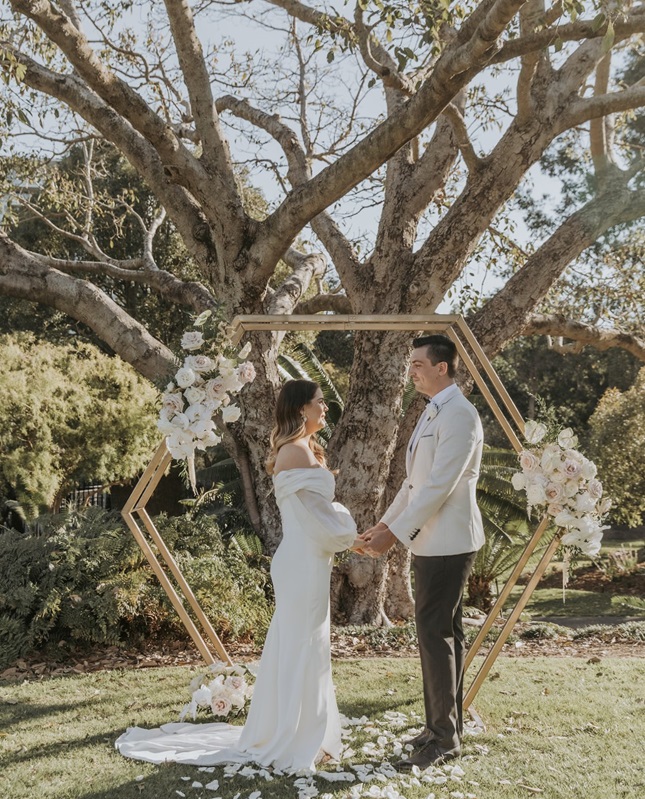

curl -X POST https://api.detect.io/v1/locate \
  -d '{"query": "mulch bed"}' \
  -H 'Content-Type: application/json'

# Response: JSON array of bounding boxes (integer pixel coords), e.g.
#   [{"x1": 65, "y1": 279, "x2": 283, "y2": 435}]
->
[
  {"x1": 535, "y1": 563, "x2": 645, "y2": 596},
  {"x1": 2, "y1": 624, "x2": 644, "y2": 684}
]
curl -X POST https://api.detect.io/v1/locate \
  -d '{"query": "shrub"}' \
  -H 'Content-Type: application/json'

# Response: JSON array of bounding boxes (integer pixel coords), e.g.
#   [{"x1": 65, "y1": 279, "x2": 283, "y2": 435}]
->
[
  {"x1": 520, "y1": 623, "x2": 571, "y2": 640},
  {"x1": 573, "y1": 621, "x2": 645, "y2": 642},
  {"x1": 0, "y1": 507, "x2": 273, "y2": 669}
]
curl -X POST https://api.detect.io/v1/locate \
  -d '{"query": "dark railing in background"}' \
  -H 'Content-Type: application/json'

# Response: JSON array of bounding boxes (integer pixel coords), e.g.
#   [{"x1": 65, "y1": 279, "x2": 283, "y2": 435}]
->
[{"x1": 58, "y1": 484, "x2": 111, "y2": 513}]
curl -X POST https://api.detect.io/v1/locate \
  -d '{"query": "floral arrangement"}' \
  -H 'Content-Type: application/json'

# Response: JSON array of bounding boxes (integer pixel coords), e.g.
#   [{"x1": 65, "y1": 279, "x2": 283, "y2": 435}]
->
[
  {"x1": 179, "y1": 660, "x2": 256, "y2": 722},
  {"x1": 157, "y1": 309, "x2": 256, "y2": 488},
  {"x1": 512, "y1": 420, "x2": 611, "y2": 558}
]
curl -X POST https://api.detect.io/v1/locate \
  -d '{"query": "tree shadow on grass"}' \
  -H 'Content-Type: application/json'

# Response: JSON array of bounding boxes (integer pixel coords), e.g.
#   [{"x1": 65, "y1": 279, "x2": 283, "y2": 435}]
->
[
  {"x1": 75, "y1": 763, "x2": 363, "y2": 799},
  {"x1": 0, "y1": 727, "x2": 129, "y2": 769},
  {"x1": 0, "y1": 697, "x2": 100, "y2": 728}
]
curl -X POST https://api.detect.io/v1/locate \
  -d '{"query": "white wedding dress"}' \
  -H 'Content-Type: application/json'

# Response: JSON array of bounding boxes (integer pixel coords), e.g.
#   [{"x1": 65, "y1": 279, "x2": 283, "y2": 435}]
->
[{"x1": 116, "y1": 467, "x2": 357, "y2": 772}]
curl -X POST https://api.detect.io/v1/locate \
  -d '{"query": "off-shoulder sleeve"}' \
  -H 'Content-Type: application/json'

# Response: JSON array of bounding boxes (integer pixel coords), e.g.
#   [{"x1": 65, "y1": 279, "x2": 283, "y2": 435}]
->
[{"x1": 294, "y1": 489, "x2": 357, "y2": 552}]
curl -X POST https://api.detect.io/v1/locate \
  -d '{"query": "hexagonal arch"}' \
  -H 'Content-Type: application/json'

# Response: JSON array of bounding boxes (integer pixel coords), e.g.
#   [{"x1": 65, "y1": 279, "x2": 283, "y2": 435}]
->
[{"x1": 122, "y1": 314, "x2": 558, "y2": 708}]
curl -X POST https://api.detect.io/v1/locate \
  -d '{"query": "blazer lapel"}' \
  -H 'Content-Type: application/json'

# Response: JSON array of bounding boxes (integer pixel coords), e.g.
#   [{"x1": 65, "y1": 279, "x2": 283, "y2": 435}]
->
[{"x1": 407, "y1": 392, "x2": 460, "y2": 471}]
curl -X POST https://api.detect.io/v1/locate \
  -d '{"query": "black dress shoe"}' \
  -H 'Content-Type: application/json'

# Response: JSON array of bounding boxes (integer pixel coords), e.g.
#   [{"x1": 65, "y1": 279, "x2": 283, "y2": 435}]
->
[
  {"x1": 394, "y1": 740, "x2": 460, "y2": 772},
  {"x1": 402, "y1": 728, "x2": 434, "y2": 750}
]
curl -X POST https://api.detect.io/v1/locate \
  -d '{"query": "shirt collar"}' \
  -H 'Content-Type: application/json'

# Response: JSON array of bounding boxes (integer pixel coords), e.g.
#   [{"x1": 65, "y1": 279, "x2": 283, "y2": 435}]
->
[{"x1": 427, "y1": 383, "x2": 459, "y2": 408}]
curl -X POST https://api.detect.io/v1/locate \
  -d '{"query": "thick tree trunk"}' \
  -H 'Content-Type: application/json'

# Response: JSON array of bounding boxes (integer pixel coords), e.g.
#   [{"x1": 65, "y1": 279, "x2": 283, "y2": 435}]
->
[
  {"x1": 228, "y1": 329, "x2": 283, "y2": 552},
  {"x1": 327, "y1": 329, "x2": 412, "y2": 624},
  {"x1": 384, "y1": 541, "x2": 414, "y2": 621}
]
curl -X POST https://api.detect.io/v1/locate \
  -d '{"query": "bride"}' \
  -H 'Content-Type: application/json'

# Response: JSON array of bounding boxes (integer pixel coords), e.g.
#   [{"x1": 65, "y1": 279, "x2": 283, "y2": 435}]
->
[{"x1": 116, "y1": 379, "x2": 362, "y2": 772}]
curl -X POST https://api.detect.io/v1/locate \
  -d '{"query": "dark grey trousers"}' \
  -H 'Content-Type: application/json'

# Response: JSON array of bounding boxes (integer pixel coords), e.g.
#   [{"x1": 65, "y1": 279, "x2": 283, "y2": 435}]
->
[{"x1": 413, "y1": 550, "x2": 477, "y2": 750}]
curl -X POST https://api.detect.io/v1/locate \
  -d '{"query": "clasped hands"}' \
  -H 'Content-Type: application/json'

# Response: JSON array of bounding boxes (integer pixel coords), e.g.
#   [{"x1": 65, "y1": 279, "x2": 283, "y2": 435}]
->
[{"x1": 350, "y1": 522, "x2": 396, "y2": 558}]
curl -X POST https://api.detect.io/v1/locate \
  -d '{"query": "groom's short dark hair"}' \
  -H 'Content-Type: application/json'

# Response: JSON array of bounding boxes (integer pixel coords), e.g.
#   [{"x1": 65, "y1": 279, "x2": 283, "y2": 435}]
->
[{"x1": 412, "y1": 334, "x2": 459, "y2": 377}]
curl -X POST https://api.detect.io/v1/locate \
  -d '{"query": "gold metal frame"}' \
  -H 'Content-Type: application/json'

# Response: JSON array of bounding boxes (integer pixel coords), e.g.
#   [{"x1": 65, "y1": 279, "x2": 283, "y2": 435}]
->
[{"x1": 123, "y1": 314, "x2": 556, "y2": 705}]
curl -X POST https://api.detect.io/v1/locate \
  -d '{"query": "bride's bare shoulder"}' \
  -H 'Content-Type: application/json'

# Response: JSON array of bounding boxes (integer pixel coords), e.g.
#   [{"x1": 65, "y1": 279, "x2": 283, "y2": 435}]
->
[{"x1": 274, "y1": 443, "x2": 317, "y2": 473}]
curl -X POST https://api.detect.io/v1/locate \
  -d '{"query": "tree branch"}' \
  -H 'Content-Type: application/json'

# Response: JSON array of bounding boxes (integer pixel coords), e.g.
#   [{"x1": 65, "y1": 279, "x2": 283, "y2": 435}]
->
[
  {"x1": 589, "y1": 51, "x2": 616, "y2": 183},
  {"x1": 516, "y1": 0, "x2": 545, "y2": 123},
  {"x1": 353, "y1": 4, "x2": 413, "y2": 94},
  {"x1": 491, "y1": 7, "x2": 645, "y2": 64},
  {"x1": 0, "y1": 234, "x2": 176, "y2": 380},
  {"x1": 30, "y1": 251, "x2": 216, "y2": 313},
  {"x1": 8, "y1": 0, "x2": 234, "y2": 247},
  {"x1": 216, "y1": 94, "x2": 362, "y2": 297},
  {"x1": 2, "y1": 45, "x2": 218, "y2": 278},
  {"x1": 295, "y1": 293, "x2": 352, "y2": 314},
  {"x1": 443, "y1": 102, "x2": 482, "y2": 173},
  {"x1": 562, "y1": 84, "x2": 645, "y2": 132},
  {"x1": 522, "y1": 314, "x2": 645, "y2": 362},
  {"x1": 265, "y1": 248, "x2": 327, "y2": 315},
  {"x1": 252, "y1": 0, "x2": 527, "y2": 274},
  {"x1": 162, "y1": 0, "x2": 244, "y2": 222},
  {"x1": 471, "y1": 176, "x2": 645, "y2": 358}
]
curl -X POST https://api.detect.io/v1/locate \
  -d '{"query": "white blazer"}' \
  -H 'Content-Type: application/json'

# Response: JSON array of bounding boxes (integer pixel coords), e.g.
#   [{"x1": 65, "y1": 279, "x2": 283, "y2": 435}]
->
[{"x1": 381, "y1": 384, "x2": 485, "y2": 557}]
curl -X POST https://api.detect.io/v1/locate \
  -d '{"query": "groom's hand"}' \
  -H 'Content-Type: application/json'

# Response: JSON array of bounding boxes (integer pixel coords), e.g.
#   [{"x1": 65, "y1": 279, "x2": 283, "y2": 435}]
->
[{"x1": 360, "y1": 523, "x2": 396, "y2": 557}]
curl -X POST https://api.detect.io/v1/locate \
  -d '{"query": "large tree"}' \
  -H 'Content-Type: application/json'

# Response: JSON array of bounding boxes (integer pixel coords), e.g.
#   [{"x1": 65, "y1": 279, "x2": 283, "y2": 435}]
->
[{"x1": 1, "y1": 1, "x2": 645, "y2": 622}]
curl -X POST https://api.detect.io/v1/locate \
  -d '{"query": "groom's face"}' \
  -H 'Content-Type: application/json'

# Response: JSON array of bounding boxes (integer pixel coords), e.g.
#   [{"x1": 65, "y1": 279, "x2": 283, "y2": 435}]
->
[{"x1": 409, "y1": 346, "x2": 446, "y2": 397}]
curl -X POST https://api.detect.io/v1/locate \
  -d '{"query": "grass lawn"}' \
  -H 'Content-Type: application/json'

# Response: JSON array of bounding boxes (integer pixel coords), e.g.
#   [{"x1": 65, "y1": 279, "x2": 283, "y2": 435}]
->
[
  {"x1": 1, "y1": 656, "x2": 643, "y2": 799},
  {"x1": 509, "y1": 585, "x2": 645, "y2": 618}
]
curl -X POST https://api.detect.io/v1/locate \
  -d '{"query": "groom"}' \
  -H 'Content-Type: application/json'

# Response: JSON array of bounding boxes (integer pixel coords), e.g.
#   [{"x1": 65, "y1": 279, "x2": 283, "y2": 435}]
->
[{"x1": 360, "y1": 334, "x2": 485, "y2": 769}]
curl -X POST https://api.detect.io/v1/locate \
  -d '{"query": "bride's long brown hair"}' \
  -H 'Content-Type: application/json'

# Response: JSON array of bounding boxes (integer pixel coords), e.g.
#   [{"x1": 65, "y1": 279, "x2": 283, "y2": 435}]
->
[{"x1": 266, "y1": 379, "x2": 328, "y2": 475}]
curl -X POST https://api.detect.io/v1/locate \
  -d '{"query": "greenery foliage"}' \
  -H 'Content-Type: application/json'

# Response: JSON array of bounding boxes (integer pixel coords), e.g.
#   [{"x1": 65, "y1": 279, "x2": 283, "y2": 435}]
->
[
  {"x1": 587, "y1": 367, "x2": 645, "y2": 526},
  {"x1": 468, "y1": 448, "x2": 539, "y2": 610},
  {"x1": 479, "y1": 337, "x2": 640, "y2": 449},
  {"x1": 0, "y1": 507, "x2": 273, "y2": 670},
  {"x1": 0, "y1": 333, "x2": 160, "y2": 513}
]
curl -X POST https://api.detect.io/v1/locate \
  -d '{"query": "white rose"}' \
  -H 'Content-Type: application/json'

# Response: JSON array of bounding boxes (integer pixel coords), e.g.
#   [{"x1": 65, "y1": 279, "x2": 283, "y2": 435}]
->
[
  {"x1": 175, "y1": 367, "x2": 196, "y2": 388},
  {"x1": 222, "y1": 404, "x2": 241, "y2": 424},
  {"x1": 228, "y1": 690, "x2": 246, "y2": 710},
  {"x1": 563, "y1": 479, "x2": 580, "y2": 498},
  {"x1": 547, "y1": 502, "x2": 564, "y2": 518},
  {"x1": 211, "y1": 696, "x2": 232, "y2": 716},
  {"x1": 180, "y1": 330, "x2": 205, "y2": 351},
  {"x1": 519, "y1": 450, "x2": 540, "y2": 473},
  {"x1": 224, "y1": 675, "x2": 244, "y2": 691},
  {"x1": 236, "y1": 361, "x2": 256, "y2": 385},
  {"x1": 589, "y1": 479, "x2": 605, "y2": 501},
  {"x1": 162, "y1": 391, "x2": 185, "y2": 416},
  {"x1": 238, "y1": 342, "x2": 252, "y2": 359},
  {"x1": 581, "y1": 459, "x2": 598, "y2": 480},
  {"x1": 192, "y1": 686, "x2": 212, "y2": 707},
  {"x1": 545, "y1": 482, "x2": 564, "y2": 503},
  {"x1": 185, "y1": 403, "x2": 210, "y2": 423},
  {"x1": 184, "y1": 385, "x2": 206, "y2": 405},
  {"x1": 511, "y1": 472, "x2": 527, "y2": 491},
  {"x1": 524, "y1": 420, "x2": 547, "y2": 445},
  {"x1": 549, "y1": 468, "x2": 567, "y2": 484},
  {"x1": 557, "y1": 428, "x2": 578, "y2": 449},
  {"x1": 221, "y1": 372, "x2": 243, "y2": 394},
  {"x1": 562, "y1": 459, "x2": 581, "y2": 478},
  {"x1": 185, "y1": 354, "x2": 216, "y2": 373},
  {"x1": 564, "y1": 448, "x2": 584, "y2": 464},
  {"x1": 204, "y1": 378, "x2": 227, "y2": 402}
]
